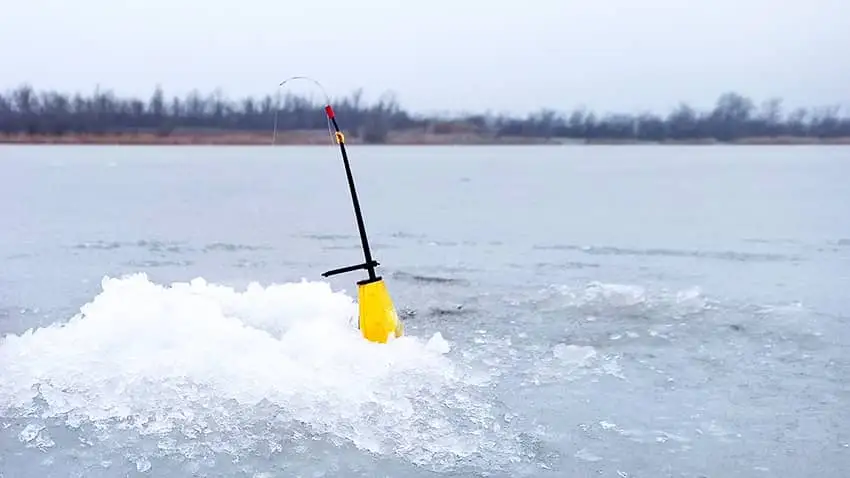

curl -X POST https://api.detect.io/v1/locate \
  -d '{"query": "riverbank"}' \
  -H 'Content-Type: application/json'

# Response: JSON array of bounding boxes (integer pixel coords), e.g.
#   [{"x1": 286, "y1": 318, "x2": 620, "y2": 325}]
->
[
  {"x1": 2, "y1": 131, "x2": 849, "y2": 146},
  {"x1": 0, "y1": 130, "x2": 550, "y2": 145}
]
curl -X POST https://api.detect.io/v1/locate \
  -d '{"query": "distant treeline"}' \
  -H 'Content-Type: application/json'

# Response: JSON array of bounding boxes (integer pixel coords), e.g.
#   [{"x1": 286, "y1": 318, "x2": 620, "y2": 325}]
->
[{"x1": 1, "y1": 83, "x2": 849, "y2": 142}]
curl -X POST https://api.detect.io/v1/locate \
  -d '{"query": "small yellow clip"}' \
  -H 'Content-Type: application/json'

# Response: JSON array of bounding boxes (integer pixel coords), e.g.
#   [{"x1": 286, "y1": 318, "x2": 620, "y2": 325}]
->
[{"x1": 335, "y1": 132, "x2": 345, "y2": 144}]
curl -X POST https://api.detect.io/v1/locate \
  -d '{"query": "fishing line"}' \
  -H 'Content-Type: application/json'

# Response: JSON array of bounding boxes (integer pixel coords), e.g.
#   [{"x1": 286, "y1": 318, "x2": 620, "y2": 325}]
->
[{"x1": 274, "y1": 75, "x2": 336, "y2": 146}]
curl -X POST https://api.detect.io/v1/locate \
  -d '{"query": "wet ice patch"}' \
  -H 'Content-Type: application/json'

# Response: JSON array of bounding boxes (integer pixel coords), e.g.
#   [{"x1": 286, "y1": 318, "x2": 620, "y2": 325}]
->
[
  {"x1": 552, "y1": 343, "x2": 597, "y2": 366},
  {"x1": 524, "y1": 281, "x2": 712, "y2": 323},
  {"x1": 582, "y1": 282, "x2": 648, "y2": 307},
  {"x1": 524, "y1": 343, "x2": 623, "y2": 386}
]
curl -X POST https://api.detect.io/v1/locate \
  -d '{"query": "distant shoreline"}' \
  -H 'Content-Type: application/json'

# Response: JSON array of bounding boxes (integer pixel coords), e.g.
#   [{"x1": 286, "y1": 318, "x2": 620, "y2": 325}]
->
[
  {"x1": 4, "y1": 85, "x2": 848, "y2": 147},
  {"x1": 2, "y1": 131, "x2": 849, "y2": 146}
]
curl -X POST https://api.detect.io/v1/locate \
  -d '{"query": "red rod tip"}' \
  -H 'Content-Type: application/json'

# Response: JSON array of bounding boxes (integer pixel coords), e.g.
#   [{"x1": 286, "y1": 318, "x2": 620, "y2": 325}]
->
[{"x1": 324, "y1": 105, "x2": 335, "y2": 119}]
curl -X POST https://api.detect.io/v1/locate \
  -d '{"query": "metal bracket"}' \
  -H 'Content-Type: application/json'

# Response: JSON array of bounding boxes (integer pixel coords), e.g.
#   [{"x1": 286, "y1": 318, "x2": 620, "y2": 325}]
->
[{"x1": 321, "y1": 260, "x2": 379, "y2": 278}]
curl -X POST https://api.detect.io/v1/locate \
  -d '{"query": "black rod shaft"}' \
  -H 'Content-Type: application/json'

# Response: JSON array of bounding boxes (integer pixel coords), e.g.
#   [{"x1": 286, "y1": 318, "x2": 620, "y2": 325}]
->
[{"x1": 325, "y1": 106, "x2": 377, "y2": 281}]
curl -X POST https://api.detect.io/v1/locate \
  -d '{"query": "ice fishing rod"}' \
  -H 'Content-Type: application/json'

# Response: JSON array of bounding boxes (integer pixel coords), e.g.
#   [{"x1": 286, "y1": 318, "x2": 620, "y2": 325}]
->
[
  {"x1": 276, "y1": 76, "x2": 379, "y2": 284},
  {"x1": 276, "y1": 76, "x2": 403, "y2": 344}
]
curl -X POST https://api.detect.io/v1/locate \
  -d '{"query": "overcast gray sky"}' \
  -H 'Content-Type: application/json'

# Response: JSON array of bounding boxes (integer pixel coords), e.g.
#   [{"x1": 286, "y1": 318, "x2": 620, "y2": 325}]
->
[{"x1": 2, "y1": 0, "x2": 847, "y2": 116}]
